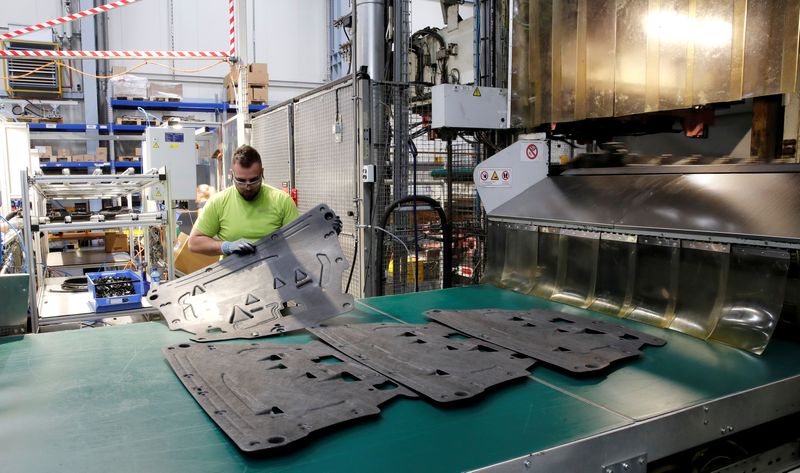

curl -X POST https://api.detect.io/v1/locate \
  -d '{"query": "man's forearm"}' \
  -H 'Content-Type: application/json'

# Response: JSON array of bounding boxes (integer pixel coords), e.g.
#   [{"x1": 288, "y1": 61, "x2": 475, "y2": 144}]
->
[{"x1": 187, "y1": 233, "x2": 224, "y2": 256}]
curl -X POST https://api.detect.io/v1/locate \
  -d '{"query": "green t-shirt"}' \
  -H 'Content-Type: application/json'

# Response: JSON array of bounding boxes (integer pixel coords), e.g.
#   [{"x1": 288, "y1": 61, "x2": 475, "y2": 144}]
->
[{"x1": 194, "y1": 184, "x2": 299, "y2": 243}]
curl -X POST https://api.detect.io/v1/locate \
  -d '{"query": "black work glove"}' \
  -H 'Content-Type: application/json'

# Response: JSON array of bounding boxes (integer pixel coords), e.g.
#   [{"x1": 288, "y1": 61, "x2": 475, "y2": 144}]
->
[
  {"x1": 221, "y1": 239, "x2": 256, "y2": 256},
  {"x1": 332, "y1": 215, "x2": 343, "y2": 235}
]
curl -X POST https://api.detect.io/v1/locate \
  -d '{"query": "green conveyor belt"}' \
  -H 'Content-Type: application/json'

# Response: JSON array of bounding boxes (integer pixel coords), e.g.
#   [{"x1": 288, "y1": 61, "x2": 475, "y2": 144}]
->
[{"x1": 2, "y1": 286, "x2": 799, "y2": 473}]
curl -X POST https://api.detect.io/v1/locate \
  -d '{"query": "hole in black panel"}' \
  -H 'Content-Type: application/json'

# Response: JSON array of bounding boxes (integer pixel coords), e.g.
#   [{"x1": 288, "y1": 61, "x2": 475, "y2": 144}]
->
[
  {"x1": 473, "y1": 345, "x2": 497, "y2": 353},
  {"x1": 445, "y1": 333, "x2": 468, "y2": 340},
  {"x1": 340, "y1": 372, "x2": 361, "y2": 382},
  {"x1": 305, "y1": 372, "x2": 317, "y2": 379},
  {"x1": 178, "y1": 344, "x2": 191, "y2": 348},
  {"x1": 620, "y1": 333, "x2": 639, "y2": 340},
  {"x1": 435, "y1": 369, "x2": 450, "y2": 376},
  {"x1": 149, "y1": 294, "x2": 158, "y2": 301},
  {"x1": 267, "y1": 436, "x2": 285, "y2": 444},
  {"x1": 267, "y1": 354, "x2": 282, "y2": 361},
  {"x1": 511, "y1": 353, "x2": 528, "y2": 359},
  {"x1": 454, "y1": 391, "x2": 468, "y2": 397},
  {"x1": 372, "y1": 381, "x2": 398, "y2": 391},
  {"x1": 524, "y1": 323, "x2": 537, "y2": 327},
  {"x1": 551, "y1": 317, "x2": 575, "y2": 324},
  {"x1": 269, "y1": 364, "x2": 288, "y2": 370},
  {"x1": 510, "y1": 316, "x2": 524, "y2": 321},
  {"x1": 556, "y1": 328, "x2": 570, "y2": 333},
  {"x1": 445, "y1": 345, "x2": 458, "y2": 351},
  {"x1": 270, "y1": 406, "x2": 284, "y2": 415},
  {"x1": 582, "y1": 328, "x2": 606, "y2": 335},
  {"x1": 414, "y1": 339, "x2": 427, "y2": 344},
  {"x1": 313, "y1": 355, "x2": 344, "y2": 364},
  {"x1": 324, "y1": 212, "x2": 334, "y2": 221},
  {"x1": 554, "y1": 347, "x2": 571, "y2": 352},
  {"x1": 401, "y1": 331, "x2": 417, "y2": 337}
]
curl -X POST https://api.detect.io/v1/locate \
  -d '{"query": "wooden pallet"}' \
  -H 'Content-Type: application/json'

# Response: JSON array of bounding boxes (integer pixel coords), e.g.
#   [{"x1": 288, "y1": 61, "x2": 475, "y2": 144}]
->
[
  {"x1": 16, "y1": 116, "x2": 63, "y2": 124},
  {"x1": 150, "y1": 97, "x2": 180, "y2": 102},
  {"x1": 112, "y1": 96, "x2": 147, "y2": 101},
  {"x1": 115, "y1": 117, "x2": 160, "y2": 126}
]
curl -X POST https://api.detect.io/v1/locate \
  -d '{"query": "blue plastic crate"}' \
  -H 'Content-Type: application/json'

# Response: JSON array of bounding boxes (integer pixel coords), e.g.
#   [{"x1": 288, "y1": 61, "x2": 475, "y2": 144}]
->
[{"x1": 86, "y1": 269, "x2": 144, "y2": 312}]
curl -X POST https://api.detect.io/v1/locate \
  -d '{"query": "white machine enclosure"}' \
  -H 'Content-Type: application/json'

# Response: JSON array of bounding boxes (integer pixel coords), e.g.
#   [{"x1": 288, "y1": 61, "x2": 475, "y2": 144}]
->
[
  {"x1": 143, "y1": 127, "x2": 196, "y2": 201},
  {"x1": 473, "y1": 138, "x2": 550, "y2": 213},
  {"x1": 0, "y1": 122, "x2": 35, "y2": 216},
  {"x1": 431, "y1": 84, "x2": 508, "y2": 129}
]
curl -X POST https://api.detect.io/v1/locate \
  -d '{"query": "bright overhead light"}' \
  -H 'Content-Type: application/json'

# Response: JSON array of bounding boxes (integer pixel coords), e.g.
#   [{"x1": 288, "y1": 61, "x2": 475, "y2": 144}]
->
[{"x1": 644, "y1": 11, "x2": 732, "y2": 48}]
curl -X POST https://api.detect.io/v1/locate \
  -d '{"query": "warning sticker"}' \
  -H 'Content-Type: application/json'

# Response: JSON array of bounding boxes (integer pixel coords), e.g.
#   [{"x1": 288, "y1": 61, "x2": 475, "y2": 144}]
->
[
  {"x1": 473, "y1": 87, "x2": 482, "y2": 97},
  {"x1": 477, "y1": 168, "x2": 512, "y2": 187},
  {"x1": 523, "y1": 143, "x2": 538, "y2": 161},
  {"x1": 153, "y1": 142, "x2": 160, "y2": 149}
]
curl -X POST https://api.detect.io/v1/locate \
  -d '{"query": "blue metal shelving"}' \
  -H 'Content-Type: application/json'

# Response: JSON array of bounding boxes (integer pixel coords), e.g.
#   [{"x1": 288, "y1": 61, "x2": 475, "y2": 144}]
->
[{"x1": 110, "y1": 99, "x2": 266, "y2": 113}]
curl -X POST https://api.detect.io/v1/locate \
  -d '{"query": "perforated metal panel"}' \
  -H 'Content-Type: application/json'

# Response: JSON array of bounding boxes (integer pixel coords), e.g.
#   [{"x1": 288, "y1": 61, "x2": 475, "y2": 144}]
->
[
  {"x1": 292, "y1": 81, "x2": 360, "y2": 297},
  {"x1": 251, "y1": 107, "x2": 292, "y2": 189}
]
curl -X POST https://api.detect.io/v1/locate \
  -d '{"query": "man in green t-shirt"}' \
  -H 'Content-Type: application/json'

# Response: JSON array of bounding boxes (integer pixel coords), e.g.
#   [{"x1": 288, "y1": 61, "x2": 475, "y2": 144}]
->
[{"x1": 188, "y1": 145, "x2": 341, "y2": 257}]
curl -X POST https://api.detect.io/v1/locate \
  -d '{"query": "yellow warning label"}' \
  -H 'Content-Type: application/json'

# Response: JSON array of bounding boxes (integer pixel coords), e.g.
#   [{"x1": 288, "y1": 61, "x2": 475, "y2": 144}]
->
[
  {"x1": 169, "y1": 144, "x2": 179, "y2": 149},
  {"x1": 153, "y1": 142, "x2": 160, "y2": 149},
  {"x1": 491, "y1": 171, "x2": 499, "y2": 180},
  {"x1": 473, "y1": 88, "x2": 482, "y2": 97},
  {"x1": 155, "y1": 190, "x2": 162, "y2": 197}
]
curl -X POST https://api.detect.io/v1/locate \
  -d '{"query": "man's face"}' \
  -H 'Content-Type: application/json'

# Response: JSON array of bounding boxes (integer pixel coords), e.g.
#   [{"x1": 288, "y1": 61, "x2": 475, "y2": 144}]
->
[{"x1": 231, "y1": 162, "x2": 263, "y2": 201}]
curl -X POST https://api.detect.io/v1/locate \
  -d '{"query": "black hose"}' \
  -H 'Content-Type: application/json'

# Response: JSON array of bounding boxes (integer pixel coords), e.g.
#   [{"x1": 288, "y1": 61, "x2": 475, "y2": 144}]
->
[
  {"x1": 345, "y1": 239, "x2": 358, "y2": 294},
  {"x1": 375, "y1": 196, "x2": 452, "y2": 296}
]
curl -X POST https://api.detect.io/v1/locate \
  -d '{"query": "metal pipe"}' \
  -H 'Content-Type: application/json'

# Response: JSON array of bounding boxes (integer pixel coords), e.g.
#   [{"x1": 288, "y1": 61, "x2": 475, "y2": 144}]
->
[{"x1": 354, "y1": 0, "x2": 385, "y2": 81}]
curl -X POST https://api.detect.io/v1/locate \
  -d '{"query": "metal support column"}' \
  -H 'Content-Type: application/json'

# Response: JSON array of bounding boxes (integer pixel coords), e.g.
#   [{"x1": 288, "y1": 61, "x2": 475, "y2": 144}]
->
[
  {"x1": 19, "y1": 170, "x2": 37, "y2": 333},
  {"x1": 234, "y1": 0, "x2": 250, "y2": 147}
]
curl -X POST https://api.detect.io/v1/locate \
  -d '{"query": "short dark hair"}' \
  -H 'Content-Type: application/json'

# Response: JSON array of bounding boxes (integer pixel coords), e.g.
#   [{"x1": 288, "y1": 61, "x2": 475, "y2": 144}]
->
[{"x1": 232, "y1": 145, "x2": 262, "y2": 168}]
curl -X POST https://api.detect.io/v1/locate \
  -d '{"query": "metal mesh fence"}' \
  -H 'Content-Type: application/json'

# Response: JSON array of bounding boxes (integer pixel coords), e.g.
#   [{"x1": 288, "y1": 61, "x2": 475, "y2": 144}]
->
[
  {"x1": 371, "y1": 82, "x2": 486, "y2": 295},
  {"x1": 251, "y1": 107, "x2": 292, "y2": 189},
  {"x1": 293, "y1": 81, "x2": 360, "y2": 297}
]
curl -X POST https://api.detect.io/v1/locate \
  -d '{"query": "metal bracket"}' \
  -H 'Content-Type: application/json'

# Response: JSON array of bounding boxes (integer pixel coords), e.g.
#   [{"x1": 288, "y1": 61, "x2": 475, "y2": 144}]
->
[{"x1": 601, "y1": 454, "x2": 647, "y2": 473}]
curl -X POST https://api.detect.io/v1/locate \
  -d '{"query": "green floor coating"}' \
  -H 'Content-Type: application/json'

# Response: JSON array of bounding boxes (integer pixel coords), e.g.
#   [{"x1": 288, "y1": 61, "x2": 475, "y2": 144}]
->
[{"x1": 2, "y1": 286, "x2": 799, "y2": 472}]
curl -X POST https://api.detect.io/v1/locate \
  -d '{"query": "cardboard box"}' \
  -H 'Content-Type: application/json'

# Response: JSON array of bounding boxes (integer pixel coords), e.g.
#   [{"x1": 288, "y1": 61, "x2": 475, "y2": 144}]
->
[
  {"x1": 95, "y1": 147, "x2": 108, "y2": 162},
  {"x1": 58, "y1": 148, "x2": 70, "y2": 157},
  {"x1": 250, "y1": 85, "x2": 268, "y2": 103},
  {"x1": 104, "y1": 231, "x2": 128, "y2": 253},
  {"x1": 173, "y1": 232, "x2": 219, "y2": 274},
  {"x1": 246, "y1": 63, "x2": 268, "y2": 86},
  {"x1": 56, "y1": 156, "x2": 71, "y2": 162},
  {"x1": 36, "y1": 145, "x2": 53, "y2": 157},
  {"x1": 224, "y1": 63, "x2": 269, "y2": 102},
  {"x1": 135, "y1": 147, "x2": 141, "y2": 156}
]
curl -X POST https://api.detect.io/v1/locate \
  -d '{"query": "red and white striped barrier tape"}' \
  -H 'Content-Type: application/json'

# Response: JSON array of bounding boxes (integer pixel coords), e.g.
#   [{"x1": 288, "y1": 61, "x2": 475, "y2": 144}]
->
[
  {"x1": 0, "y1": 50, "x2": 229, "y2": 60},
  {"x1": 228, "y1": 0, "x2": 236, "y2": 57},
  {"x1": 1, "y1": 0, "x2": 141, "y2": 41}
]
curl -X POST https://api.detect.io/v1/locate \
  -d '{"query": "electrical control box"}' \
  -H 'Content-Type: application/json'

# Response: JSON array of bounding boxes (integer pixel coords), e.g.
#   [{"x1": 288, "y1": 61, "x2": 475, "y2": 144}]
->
[
  {"x1": 143, "y1": 127, "x2": 196, "y2": 201},
  {"x1": 361, "y1": 164, "x2": 376, "y2": 183},
  {"x1": 431, "y1": 85, "x2": 508, "y2": 130}
]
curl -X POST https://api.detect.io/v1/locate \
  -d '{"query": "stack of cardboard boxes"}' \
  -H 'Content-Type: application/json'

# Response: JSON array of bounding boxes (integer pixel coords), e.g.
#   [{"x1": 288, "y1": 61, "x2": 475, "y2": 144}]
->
[
  {"x1": 224, "y1": 63, "x2": 268, "y2": 105},
  {"x1": 36, "y1": 146, "x2": 110, "y2": 163}
]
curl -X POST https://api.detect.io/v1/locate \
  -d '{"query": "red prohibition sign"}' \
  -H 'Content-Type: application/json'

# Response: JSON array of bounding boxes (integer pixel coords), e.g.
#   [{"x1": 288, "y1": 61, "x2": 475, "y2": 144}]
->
[
  {"x1": 525, "y1": 144, "x2": 538, "y2": 160},
  {"x1": 480, "y1": 170, "x2": 489, "y2": 181}
]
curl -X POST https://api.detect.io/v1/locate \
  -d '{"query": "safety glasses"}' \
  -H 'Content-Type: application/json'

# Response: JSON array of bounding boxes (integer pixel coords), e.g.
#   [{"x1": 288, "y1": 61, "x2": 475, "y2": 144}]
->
[{"x1": 231, "y1": 173, "x2": 263, "y2": 188}]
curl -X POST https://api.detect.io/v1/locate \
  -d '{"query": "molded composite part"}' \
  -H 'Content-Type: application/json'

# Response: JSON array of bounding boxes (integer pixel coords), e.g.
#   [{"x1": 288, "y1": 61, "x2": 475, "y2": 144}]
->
[
  {"x1": 149, "y1": 204, "x2": 354, "y2": 341},
  {"x1": 162, "y1": 340, "x2": 415, "y2": 452},
  {"x1": 425, "y1": 309, "x2": 666, "y2": 373},
  {"x1": 310, "y1": 323, "x2": 536, "y2": 403}
]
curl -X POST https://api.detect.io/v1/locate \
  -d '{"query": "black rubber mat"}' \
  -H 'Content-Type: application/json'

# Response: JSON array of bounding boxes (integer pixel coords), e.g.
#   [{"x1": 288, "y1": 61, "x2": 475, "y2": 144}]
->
[
  {"x1": 150, "y1": 204, "x2": 353, "y2": 342},
  {"x1": 310, "y1": 323, "x2": 536, "y2": 403},
  {"x1": 163, "y1": 340, "x2": 415, "y2": 452},
  {"x1": 425, "y1": 308, "x2": 666, "y2": 373}
]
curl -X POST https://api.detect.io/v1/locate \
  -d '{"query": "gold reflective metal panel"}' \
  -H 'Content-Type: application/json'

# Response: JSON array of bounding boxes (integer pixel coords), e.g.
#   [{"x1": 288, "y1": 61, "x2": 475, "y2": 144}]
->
[{"x1": 511, "y1": 0, "x2": 800, "y2": 126}]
